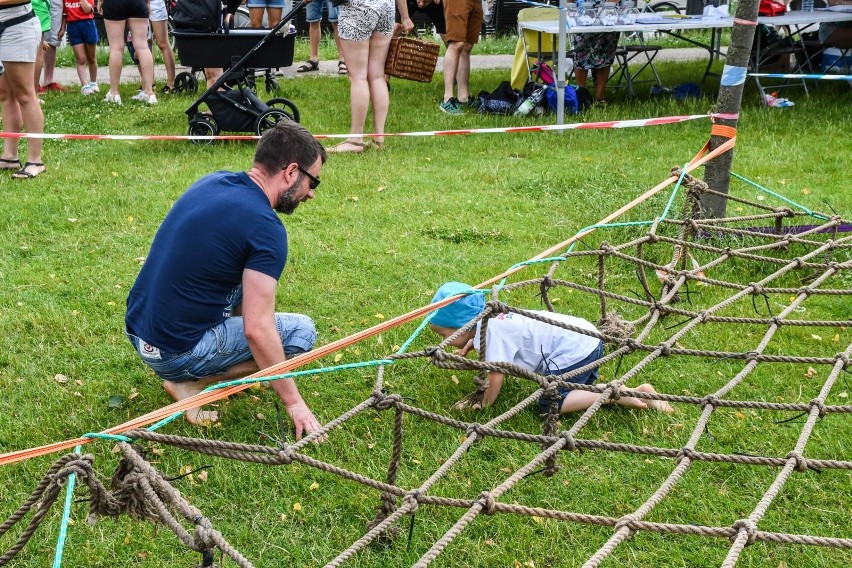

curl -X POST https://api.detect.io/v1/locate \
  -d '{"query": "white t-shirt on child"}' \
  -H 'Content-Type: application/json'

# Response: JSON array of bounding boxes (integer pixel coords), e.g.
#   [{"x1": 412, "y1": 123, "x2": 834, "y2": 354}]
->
[{"x1": 473, "y1": 310, "x2": 600, "y2": 374}]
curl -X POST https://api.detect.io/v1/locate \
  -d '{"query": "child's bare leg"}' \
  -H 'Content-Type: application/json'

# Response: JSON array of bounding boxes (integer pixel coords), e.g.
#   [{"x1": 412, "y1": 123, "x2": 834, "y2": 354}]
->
[
  {"x1": 632, "y1": 383, "x2": 675, "y2": 413},
  {"x1": 560, "y1": 389, "x2": 624, "y2": 413}
]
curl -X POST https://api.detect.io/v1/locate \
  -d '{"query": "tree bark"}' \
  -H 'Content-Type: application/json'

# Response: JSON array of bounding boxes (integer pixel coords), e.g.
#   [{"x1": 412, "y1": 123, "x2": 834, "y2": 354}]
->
[{"x1": 702, "y1": 0, "x2": 761, "y2": 218}]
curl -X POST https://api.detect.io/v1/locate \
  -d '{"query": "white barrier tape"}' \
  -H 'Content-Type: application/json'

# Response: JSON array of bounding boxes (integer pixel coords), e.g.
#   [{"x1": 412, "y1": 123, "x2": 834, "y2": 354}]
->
[
  {"x1": 750, "y1": 73, "x2": 852, "y2": 81},
  {"x1": 0, "y1": 113, "x2": 738, "y2": 142}
]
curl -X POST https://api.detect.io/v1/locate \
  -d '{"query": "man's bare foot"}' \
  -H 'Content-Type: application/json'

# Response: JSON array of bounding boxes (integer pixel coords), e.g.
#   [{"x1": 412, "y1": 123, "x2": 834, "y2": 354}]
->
[
  {"x1": 635, "y1": 383, "x2": 675, "y2": 414},
  {"x1": 163, "y1": 379, "x2": 220, "y2": 425}
]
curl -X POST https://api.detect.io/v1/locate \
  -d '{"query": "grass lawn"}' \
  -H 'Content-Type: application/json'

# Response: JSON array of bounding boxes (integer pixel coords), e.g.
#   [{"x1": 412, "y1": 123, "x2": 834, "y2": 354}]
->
[{"x1": 0, "y1": 56, "x2": 850, "y2": 567}]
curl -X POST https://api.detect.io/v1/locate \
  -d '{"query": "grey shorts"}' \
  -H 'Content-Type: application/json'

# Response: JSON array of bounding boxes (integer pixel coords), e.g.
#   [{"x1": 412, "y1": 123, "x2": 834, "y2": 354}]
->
[
  {"x1": 338, "y1": 0, "x2": 394, "y2": 41},
  {"x1": 0, "y1": 6, "x2": 41, "y2": 63},
  {"x1": 47, "y1": 0, "x2": 63, "y2": 46},
  {"x1": 149, "y1": 0, "x2": 168, "y2": 22}
]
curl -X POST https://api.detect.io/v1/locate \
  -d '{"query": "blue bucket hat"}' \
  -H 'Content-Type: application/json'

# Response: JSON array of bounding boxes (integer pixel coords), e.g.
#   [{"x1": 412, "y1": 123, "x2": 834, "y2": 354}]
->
[{"x1": 429, "y1": 282, "x2": 485, "y2": 329}]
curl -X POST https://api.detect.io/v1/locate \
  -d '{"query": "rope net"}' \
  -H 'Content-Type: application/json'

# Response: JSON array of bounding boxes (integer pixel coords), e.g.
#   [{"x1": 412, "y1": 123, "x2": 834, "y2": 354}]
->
[{"x1": 2, "y1": 171, "x2": 851, "y2": 567}]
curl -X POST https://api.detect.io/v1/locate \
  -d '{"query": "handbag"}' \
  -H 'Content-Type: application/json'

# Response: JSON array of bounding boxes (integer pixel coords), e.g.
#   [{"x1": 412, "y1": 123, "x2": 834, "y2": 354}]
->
[{"x1": 385, "y1": 35, "x2": 440, "y2": 83}]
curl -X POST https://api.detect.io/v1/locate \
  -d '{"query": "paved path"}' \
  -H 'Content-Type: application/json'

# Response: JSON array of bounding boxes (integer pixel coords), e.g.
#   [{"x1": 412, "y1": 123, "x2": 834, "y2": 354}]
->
[{"x1": 50, "y1": 48, "x2": 713, "y2": 87}]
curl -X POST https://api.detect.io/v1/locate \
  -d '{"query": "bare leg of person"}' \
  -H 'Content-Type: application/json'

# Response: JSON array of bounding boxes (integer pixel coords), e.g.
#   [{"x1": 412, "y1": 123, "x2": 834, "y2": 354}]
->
[
  {"x1": 128, "y1": 17, "x2": 155, "y2": 96},
  {"x1": 574, "y1": 67, "x2": 589, "y2": 89},
  {"x1": 162, "y1": 360, "x2": 260, "y2": 424},
  {"x1": 104, "y1": 19, "x2": 126, "y2": 97},
  {"x1": 593, "y1": 66, "x2": 610, "y2": 101},
  {"x1": 367, "y1": 31, "x2": 392, "y2": 148},
  {"x1": 442, "y1": 41, "x2": 463, "y2": 102},
  {"x1": 309, "y1": 20, "x2": 321, "y2": 61},
  {"x1": 249, "y1": 6, "x2": 264, "y2": 28},
  {"x1": 559, "y1": 382, "x2": 674, "y2": 414},
  {"x1": 332, "y1": 22, "x2": 344, "y2": 66},
  {"x1": 1, "y1": 62, "x2": 44, "y2": 169},
  {"x1": 151, "y1": 19, "x2": 176, "y2": 89},
  {"x1": 456, "y1": 42, "x2": 473, "y2": 102},
  {"x1": 331, "y1": 37, "x2": 370, "y2": 152},
  {"x1": 85, "y1": 43, "x2": 97, "y2": 84},
  {"x1": 267, "y1": 7, "x2": 282, "y2": 26},
  {"x1": 72, "y1": 43, "x2": 88, "y2": 87},
  {"x1": 42, "y1": 46, "x2": 57, "y2": 86}
]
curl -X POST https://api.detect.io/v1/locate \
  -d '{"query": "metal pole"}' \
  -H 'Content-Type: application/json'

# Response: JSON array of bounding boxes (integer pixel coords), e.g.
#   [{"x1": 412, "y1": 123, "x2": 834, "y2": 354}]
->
[{"x1": 557, "y1": 0, "x2": 568, "y2": 125}]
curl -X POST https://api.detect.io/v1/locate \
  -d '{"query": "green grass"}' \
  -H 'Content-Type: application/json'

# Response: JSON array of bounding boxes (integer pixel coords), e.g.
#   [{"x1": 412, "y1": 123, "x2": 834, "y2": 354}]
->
[{"x1": 1, "y1": 60, "x2": 850, "y2": 567}]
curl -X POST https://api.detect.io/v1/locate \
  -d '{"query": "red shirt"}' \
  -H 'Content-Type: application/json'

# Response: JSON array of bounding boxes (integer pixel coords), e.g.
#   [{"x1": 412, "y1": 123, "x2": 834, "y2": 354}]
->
[{"x1": 64, "y1": 0, "x2": 94, "y2": 22}]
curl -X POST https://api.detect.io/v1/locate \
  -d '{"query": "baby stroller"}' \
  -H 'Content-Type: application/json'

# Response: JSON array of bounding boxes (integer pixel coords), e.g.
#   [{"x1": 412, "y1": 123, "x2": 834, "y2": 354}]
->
[{"x1": 172, "y1": 0, "x2": 303, "y2": 144}]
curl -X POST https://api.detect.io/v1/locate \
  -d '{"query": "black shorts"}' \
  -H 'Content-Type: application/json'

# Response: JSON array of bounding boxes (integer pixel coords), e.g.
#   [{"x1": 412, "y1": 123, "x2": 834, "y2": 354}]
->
[
  {"x1": 101, "y1": 0, "x2": 149, "y2": 21},
  {"x1": 396, "y1": 0, "x2": 446, "y2": 35}
]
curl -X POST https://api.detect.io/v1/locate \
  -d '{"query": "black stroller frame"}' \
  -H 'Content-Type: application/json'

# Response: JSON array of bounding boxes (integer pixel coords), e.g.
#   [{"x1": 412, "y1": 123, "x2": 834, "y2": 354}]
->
[{"x1": 172, "y1": 1, "x2": 304, "y2": 144}]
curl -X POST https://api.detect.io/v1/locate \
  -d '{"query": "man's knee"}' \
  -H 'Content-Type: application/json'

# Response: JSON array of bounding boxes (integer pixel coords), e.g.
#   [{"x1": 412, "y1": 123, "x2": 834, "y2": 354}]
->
[
  {"x1": 276, "y1": 313, "x2": 317, "y2": 355},
  {"x1": 462, "y1": 43, "x2": 474, "y2": 54}
]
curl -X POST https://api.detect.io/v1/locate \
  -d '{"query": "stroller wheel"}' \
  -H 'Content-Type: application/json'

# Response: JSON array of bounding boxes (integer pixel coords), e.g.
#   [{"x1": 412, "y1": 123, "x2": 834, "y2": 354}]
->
[
  {"x1": 265, "y1": 78, "x2": 279, "y2": 94},
  {"x1": 265, "y1": 97, "x2": 300, "y2": 123},
  {"x1": 188, "y1": 116, "x2": 218, "y2": 145},
  {"x1": 174, "y1": 72, "x2": 198, "y2": 94},
  {"x1": 255, "y1": 109, "x2": 290, "y2": 135}
]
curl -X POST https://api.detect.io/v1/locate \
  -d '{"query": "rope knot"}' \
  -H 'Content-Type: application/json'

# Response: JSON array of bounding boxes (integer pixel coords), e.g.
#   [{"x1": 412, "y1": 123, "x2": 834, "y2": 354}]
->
[
  {"x1": 541, "y1": 275, "x2": 554, "y2": 288},
  {"x1": 618, "y1": 337, "x2": 638, "y2": 352},
  {"x1": 277, "y1": 445, "x2": 294, "y2": 465},
  {"x1": 731, "y1": 519, "x2": 757, "y2": 545},
  {"x1": 796, "y1": 286, "x2": 814, "y2": 297},
  {"x1": 676, "y1": 447, "x2": 695, "y2": 463},
  {"x1": 615, "y1": 514, "x2": 639, "y2": 533},
  {"x1": 785, "y1": 450, "x2": 808, "y2": 472},
  {"x1": 600, "y1": 242, "x2": 613, "y2": 254},
  {"x1": 607, "y1": 381, "x2": 622, "y2": 402},
  {"x1": 465, "y1": 423, "x2": 485, "y2": 440},
  {"x1": 701, "y1": 395, "x2": 717, "y2": 409},
  {"x1": 477, "y1": 491, "x2": 497, "y2": 515},
  {"x1": 837, "y1": 352, "x2": 850, "y2": 369},
  {"x1": 658, "y1": 342, "x2": 672, "y2": 357},
  {"x1": 745, "y1": 351, "x2": 759, "y2": 363},
  {"x1": 192, "y1": 519, "x2": 216, "y2": 551},
  {"x1": 770, "y1": 316, "x2": 784, "y2": 328},
  {"x1": 748, "y1": 282, "x2": 764, "y2": 296},
  {"x1": 793, "y1": 257, "x2": 805, "y2": 268},
  {"x1": 486, "y1": 299, "x2": 509, "y2": 315},
  {"x1": 697, "y1": 310, "x2": 710, "y2": 323},
  {"x1": 809, "y1": 398, "x2": 827, "y2": 417},
  {"x1": 402, "y1": 491, "x2": 420, "y2": 514},
  {"x1": 560, "y1": 432, "x2": 577, "y2": 452},
  {"x1": 374, "y1": 392, "x2": 401, "y2": 411}
]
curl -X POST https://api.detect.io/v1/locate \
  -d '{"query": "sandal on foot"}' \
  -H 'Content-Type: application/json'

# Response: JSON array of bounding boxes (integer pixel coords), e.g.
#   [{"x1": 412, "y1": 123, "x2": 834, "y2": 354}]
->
[
  {"x1": 296, "y1": 60, "x2": 319, "y2": 73},
  {"x1": 0, "y1": 157, "x2": 21, "y2": 170},
  {"x1": 337, "y1": 60, "x2": 348, "y2": 75},
  {"x1": 326, "y1": 140, "x2": 368, "y2": 154},
  {"x1": 12, "y1": 161, "x2": 46, "y2": 179}
]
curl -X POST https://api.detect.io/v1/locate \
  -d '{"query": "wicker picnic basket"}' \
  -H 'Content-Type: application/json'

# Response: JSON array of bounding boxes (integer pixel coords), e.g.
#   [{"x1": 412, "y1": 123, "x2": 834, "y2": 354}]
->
[{"x1": 385, "y1": 36, "x2": 440, "y2": 83}]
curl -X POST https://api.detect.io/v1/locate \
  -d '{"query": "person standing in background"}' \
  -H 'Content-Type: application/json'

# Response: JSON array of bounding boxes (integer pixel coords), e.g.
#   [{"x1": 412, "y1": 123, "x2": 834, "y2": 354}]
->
[{"x1": 0, "y1": 0, "x2": 47, "y2": 179}]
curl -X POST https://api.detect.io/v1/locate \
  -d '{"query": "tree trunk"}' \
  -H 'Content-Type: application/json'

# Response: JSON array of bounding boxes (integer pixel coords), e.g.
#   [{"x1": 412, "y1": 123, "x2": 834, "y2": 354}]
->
[{"x1": 701, "y1": 0, "x2": 761, "y2": 218}]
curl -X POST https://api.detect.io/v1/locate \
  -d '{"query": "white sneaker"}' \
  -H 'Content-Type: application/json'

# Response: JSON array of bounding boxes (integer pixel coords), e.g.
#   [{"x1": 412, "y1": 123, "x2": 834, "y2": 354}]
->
[
  {"x1": 104, "y1": 92, "x2": 122, "y2": 105},
  {"x1": 88, "y1": 82, "x2": 100, "y2": 93},
  {"x1": 81, "y1": 84, "x2": 96, "y2": 96},
  {"x1": 130, "y1": 91, "x2": 157, "y2": 104}
]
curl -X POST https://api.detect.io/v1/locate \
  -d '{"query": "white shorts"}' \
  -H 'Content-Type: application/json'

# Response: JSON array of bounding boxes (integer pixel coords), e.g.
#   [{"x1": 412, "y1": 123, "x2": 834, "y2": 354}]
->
[
  {"x1": 148, "y1": 0, "x2": 168, "y2": 22},
  {"x1": 338, "y1": 0, "x2": 394, "y2": 41},
  {"x1": 0, "y1": 6, "x2": 41, "y2": 63}
]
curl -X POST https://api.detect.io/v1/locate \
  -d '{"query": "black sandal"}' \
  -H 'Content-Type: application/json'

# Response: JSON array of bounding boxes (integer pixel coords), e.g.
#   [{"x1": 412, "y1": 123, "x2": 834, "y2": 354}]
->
[
  {"x1": 337, "y1": 60, "x2": 348, "y2": 75},
  {"x1": 0, "y1": 157, "x2": 21, "y2": 170},
  {"x1": 12, "y1": 161, "x2": 46, "y2": 179},
  {"x1": 296, "y1": 60, "x2": 319, "y2": 73}
]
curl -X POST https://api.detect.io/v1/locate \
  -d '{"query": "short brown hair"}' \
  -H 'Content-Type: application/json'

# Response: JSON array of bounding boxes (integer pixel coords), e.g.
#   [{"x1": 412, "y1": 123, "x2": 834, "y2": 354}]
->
[{"x1": 253, "y1": 122, "x2": 326, "y2": 174}]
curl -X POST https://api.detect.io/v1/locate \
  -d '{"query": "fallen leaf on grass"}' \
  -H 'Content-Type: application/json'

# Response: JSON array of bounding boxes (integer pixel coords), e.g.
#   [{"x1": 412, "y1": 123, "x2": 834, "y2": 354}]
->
[
  {"x1": 292, "y1": 502, "x2": 302, "y2": 512},
  {"x1": 735, "y1": 412, "x2": 746, "y2": 420},
  {"x1": 839, "y1": 392, "x2": 848, "y2": 399},
  {"x1": 309, "y1": 482, "x2": 320, "y2": 491},
  {"x1": 54, "y1": 374, "x2": 69, "y2": 384},
  {"x1": 811, "y1": 334, "x2": 822, "y2": 341},
  {"x1": 197, "y1": 470, "x2": 208, "y2": 482},
  {"x1": 804, "y1": 367, "x2": 817, "y2": 378},
  {"x1": 334, "y1": 353, "x2": 343, "y2": 363}
]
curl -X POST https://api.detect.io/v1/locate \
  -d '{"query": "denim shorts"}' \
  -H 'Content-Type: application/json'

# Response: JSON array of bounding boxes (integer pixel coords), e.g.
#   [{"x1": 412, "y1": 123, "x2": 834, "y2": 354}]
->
[
  {"x1": 127, "y1": 313, "x2": 317, "y2": 383},
  {"x1": 306, "y1": 0, "x2": 339, "y2": 23},
  {"x1": 246, "y1": 0, "x2": 286, "y2": 8},
  {"x1": 537, "y1": 341, "x2": 604, "y2": 413},
  {"x1": 66, "y1": 19, "x2": 98, "y2": 46}
]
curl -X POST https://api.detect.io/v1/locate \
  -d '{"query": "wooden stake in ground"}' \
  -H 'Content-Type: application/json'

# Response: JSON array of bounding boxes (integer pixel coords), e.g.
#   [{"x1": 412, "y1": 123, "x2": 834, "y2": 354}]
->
[{"x1": 702, "y1": 0, "x2": 761, "y2": 218}]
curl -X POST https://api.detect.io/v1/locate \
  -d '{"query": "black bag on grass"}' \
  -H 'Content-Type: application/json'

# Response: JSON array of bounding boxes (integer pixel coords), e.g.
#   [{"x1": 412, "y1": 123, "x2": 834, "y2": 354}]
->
[{"x1": 476, "y1": 81, "x2": 522, "y2": 115}]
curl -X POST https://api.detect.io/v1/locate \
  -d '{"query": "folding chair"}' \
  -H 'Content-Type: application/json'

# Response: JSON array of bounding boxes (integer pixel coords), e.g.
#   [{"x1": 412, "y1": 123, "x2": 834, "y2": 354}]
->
[{"x1": 609, "y1": 35, "x2": 663, "y2": 97}]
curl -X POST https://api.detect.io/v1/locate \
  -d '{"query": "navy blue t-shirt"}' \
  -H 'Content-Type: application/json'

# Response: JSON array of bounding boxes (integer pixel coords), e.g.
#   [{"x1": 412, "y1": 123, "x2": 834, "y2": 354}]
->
[{"x1": 126, "y1": 171, "x2": 288, "y2": 353}]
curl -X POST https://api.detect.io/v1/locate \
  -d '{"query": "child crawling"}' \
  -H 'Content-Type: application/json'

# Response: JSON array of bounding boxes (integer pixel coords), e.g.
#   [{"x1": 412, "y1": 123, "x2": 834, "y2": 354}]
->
[{"x1": 429, "y1": 282, "x2": 674, "y2": 415}]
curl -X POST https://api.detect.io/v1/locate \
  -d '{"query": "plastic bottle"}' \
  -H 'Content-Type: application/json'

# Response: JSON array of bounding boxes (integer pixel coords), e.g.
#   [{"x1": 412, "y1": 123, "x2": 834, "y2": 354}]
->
[
  {"x1": 801, "y1": 0, "x2": 814, "y2": 12},
  {"x1": 514, "y1": 87, "x2": 545, "y2": 116},
  {"x1": 577, "y1": 0, "x2": 596, "y2": 25}
]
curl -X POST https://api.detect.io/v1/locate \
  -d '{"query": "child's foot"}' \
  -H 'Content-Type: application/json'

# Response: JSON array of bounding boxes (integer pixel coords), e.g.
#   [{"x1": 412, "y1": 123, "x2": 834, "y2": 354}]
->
[
  {"x1": 163, "y1": 379, "x2": 220, "y2": 425},
  {"x1": 634, "y1": 384, "x2": 675, "y2": 414}
]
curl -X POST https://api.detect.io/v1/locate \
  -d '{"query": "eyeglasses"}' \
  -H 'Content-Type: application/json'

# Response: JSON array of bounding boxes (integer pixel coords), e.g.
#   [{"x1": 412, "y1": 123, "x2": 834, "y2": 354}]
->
[{"x1": 297, "y1": 166, "x2": 321, "y2": 190}]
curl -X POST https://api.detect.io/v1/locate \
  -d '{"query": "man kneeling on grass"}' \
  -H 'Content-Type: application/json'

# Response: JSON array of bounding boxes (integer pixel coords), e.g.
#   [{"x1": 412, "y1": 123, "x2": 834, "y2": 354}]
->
[
  {"x1": 429, "y1": 282, "x2": 674, "y2": 415},
  {"x1": 125, "y1": 122, "x2": 326, "y2": 439}
]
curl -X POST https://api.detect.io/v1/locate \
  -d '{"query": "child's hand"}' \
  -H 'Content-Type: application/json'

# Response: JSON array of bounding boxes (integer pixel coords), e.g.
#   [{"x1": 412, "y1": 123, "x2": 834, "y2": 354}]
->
[
  {"x1": 457, "y1": 338, "x2": 474, "y2": 357},
  {"x1": 41, "y1": 41, "x2": 50, "y2": 51}
]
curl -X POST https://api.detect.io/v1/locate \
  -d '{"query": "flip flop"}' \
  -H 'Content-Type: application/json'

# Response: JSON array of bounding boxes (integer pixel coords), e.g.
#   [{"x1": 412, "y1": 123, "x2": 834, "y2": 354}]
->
[
  {"x1": 296, "y1": 60, "x2": 319, "y2": 73},
  {"x1": 12, "y1": 161, "x2": 46, "y2": 179},
  {"x1": 337, "y1": 60, "x2": 348, "y2": 75},
  {"x1": 0, "y1": 157, "x2": 21, "y2": 170},
  {"x1": 326, "y1": 140, "x2": 368, "y2": 154}
]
